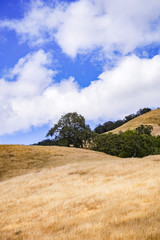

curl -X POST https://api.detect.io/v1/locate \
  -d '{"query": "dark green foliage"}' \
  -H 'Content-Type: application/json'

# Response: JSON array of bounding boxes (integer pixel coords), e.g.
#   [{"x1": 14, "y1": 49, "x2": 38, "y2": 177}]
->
[
  {"x1": 36, "y1": 139, "x2": 69, "y2": 146},
  {"x1": 94, "y1": 124, "x2": 106, "y2": 134},
  {"x1": 94, "y1": 107, "x2": 151, "y2": 134},
  {"x1": 46, "y1": 112, "x2": 93, "y2": 148},
  {"x1": 118, "y1": 130, "x2": 156, "y2": 158},
  {"x1": 92, "y1": 133, "x2": 124, "y2": 156},
  {"x1": 94, "y1": 120, "x2": 125, "y2": 134},
  {"x1": 36, "y1": 139, "x2": 59, "y2": 146},
  {"x1": 135, "y1": 125, "x2": 153, "y2": 135},
  {"x1": 137, "y1": 108, "x2": 151, "y2": 115},
  {"x1": 124, "y1": 114, "x2": 137, "y2": 122},
  {"x1": 92, "y1": 126, "x2": 160, "y2": 158}
]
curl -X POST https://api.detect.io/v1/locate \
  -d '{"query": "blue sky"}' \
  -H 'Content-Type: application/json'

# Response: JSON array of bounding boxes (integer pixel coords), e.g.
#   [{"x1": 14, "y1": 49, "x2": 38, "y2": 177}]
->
[{"x1": 0, "y1": 0, "x2": 160, "y2": 144}]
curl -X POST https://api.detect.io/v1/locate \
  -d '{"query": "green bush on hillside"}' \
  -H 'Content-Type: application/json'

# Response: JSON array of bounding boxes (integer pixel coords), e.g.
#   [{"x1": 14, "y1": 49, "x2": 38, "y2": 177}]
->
[
  {"x1": 92, "y1": 126, "x2": 160, "y2": 158},
  {"x1": 135, "y1": 125, "x2": 153, "y2": 135}
]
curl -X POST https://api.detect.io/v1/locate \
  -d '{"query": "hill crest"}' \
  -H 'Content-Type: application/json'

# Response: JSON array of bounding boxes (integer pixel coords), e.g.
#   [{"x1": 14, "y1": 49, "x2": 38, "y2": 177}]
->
[{"x1": 107, "y1": 109, "x2": 160, "y2": 136}]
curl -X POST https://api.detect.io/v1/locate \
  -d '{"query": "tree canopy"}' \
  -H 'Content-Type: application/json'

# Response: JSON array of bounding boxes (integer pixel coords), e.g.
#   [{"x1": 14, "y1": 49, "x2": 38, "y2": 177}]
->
[
  {"x1": 46, "y1": 112, "x2": 93, "y2": 148},
  {"x1": 135, "y1": 125, "x2": 153, "y2": 135}
]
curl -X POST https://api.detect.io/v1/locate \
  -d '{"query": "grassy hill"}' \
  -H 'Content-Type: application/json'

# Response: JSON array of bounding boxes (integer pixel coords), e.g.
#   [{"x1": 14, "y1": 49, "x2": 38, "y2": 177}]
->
[
  {"x1": 107, "y1": 108, "x2": 160, "y2": 135},
  {"x1": 1, "y1": 145, "x2": 160, "y2": 240},
  {"x1": 0, "y1": 145, "x2": 112, "y2": 181}
]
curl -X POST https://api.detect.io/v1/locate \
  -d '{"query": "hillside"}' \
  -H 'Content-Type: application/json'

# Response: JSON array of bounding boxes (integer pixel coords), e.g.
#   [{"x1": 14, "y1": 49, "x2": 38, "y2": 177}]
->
[
  {"x1": 0, "y1": 145, "x2": 112, "y2": 181},
  {"x1": 107, "y1": 108, "x2": 160, "y2": 135},
  {"x1": 1, "y1": 145, "x2": 160, "y2": 240}
]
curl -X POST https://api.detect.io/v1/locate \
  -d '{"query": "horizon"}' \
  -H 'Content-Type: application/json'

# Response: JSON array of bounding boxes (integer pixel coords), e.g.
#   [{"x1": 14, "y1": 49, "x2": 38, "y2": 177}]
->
[{"x1": 0, "y1": 0, "x2": 160, "y2": 144}]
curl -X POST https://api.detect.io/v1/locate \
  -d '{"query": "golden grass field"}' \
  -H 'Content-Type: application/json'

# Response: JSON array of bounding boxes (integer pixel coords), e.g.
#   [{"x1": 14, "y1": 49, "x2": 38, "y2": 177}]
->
[
  {"x1": 0, "y1": 145, "x2": 160, "y2": 240},
  {"x1": 108, "y1": 108, "x2": 160, "y2": 136}
]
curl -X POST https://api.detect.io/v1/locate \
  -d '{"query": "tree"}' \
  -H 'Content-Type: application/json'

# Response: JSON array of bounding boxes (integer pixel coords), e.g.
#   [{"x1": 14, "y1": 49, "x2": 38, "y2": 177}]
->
[
  {"x1": 92, "y1": 133, "x2": 123, "y2": 156},
  {"x1": 118, "y1": 130, "x2": 154, "y2": 158},
  {"x1": 135, "y1": 125, "x2": 153, "y2": 135},
  {"x1": 94, "y1": 124, "x2": 106, "y2": 134},
  {"x1": 94, "y1": 120, "x2": 125, "y2": 134},
  {"x1": 124, "y1": 113, "x2": 137, "y2": 122},
  {"x1": 137, "y1": 108, "x2": 151, "y2": 116},
  {"x1": 46, "y1": 112, "x2": 93, "y2": 148}
]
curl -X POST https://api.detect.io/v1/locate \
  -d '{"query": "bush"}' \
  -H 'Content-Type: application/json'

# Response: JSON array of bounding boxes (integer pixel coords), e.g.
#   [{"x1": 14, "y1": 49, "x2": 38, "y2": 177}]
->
[
  {"x1": 92, "y1": 133, "x2": 123, "y2": 156},
  {"x1": 92, "y1": 128, "x2": 160, "y2": 158},
  {"x1": 135, "y1": 125, "x2": 153, "y2": 135}
]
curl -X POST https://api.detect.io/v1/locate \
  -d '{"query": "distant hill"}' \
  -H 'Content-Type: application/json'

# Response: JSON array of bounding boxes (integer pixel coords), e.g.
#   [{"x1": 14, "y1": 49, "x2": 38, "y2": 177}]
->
[{"x1": 107, "y1": 109, "x2": 160, "y2": 136}]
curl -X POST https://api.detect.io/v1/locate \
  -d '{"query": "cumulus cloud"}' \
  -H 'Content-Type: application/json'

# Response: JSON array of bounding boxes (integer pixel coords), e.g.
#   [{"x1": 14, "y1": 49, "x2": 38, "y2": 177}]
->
[
  {"x1": 0, "y1": 50, "x2": 56, "y2": 134},
  {"x1": 0, "y1": 50, "x2": 160, "y2": 135},
  {"x1": 0, "y1": 0, "x2": 65, "y2": 45},
  {"x1": 1, "y1": 0, "x2": 160, "y2": 57},
  {"x1": 1, "y1": 0, "x2": 160, "y2": 136}
]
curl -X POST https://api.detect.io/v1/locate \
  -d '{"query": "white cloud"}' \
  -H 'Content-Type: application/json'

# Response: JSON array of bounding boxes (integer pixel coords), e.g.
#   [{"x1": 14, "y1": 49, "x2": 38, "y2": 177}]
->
[
  {"x1": 1, "y1": 0, "x2": 160, "y2": 57},
  {"x1": 0, "y1": 50, "x2": 56, "y2": 134},
  {"x1": 0, "y1": 50, "x2": 160, "y2": 135},
  {"x1": 0, "y1": 0, "x2": 66, "y2": 46},
  {"x1": 1, "y1": 0, "x2": 160, "y2": 136},
  {"x1": 55, "y1": 0, "x2": 160, "y2": 57}
]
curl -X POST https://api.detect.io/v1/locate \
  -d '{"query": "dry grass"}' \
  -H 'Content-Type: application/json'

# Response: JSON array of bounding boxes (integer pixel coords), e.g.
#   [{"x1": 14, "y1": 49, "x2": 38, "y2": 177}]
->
[
  {"x1": 108, "y1": 109, "x2": 160, "y2": 136},
  {"x1": 0, "y1": 145, "x2": 111, "y2": 181},
  {"x1": 0, "y1": 146, "x2": 160, "y2": 240}
]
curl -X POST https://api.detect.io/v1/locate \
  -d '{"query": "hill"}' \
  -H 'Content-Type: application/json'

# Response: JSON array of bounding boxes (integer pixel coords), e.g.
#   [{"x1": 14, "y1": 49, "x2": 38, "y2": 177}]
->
[
  {"x1": 1, "y1": 145, "x2": 160, "y2": 240},
  {"x1": 107, "y1": 108, "x2": 160, "y2": 135},
  {"x1": 0, "y1": 145, "x2": 112, "y2": 181}
]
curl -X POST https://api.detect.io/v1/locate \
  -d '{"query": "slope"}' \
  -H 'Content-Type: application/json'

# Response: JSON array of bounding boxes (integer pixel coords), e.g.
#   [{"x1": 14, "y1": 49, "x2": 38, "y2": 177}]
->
[
  {"x1": 0, "y1": 145, "x2": 115, "y2": 181},
  {"x1": 0, "y1": 145, "x2": 160, "y2": 240},
  {"x1": 107, "y1": 108, "x2": 160, "y2": 135}
]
